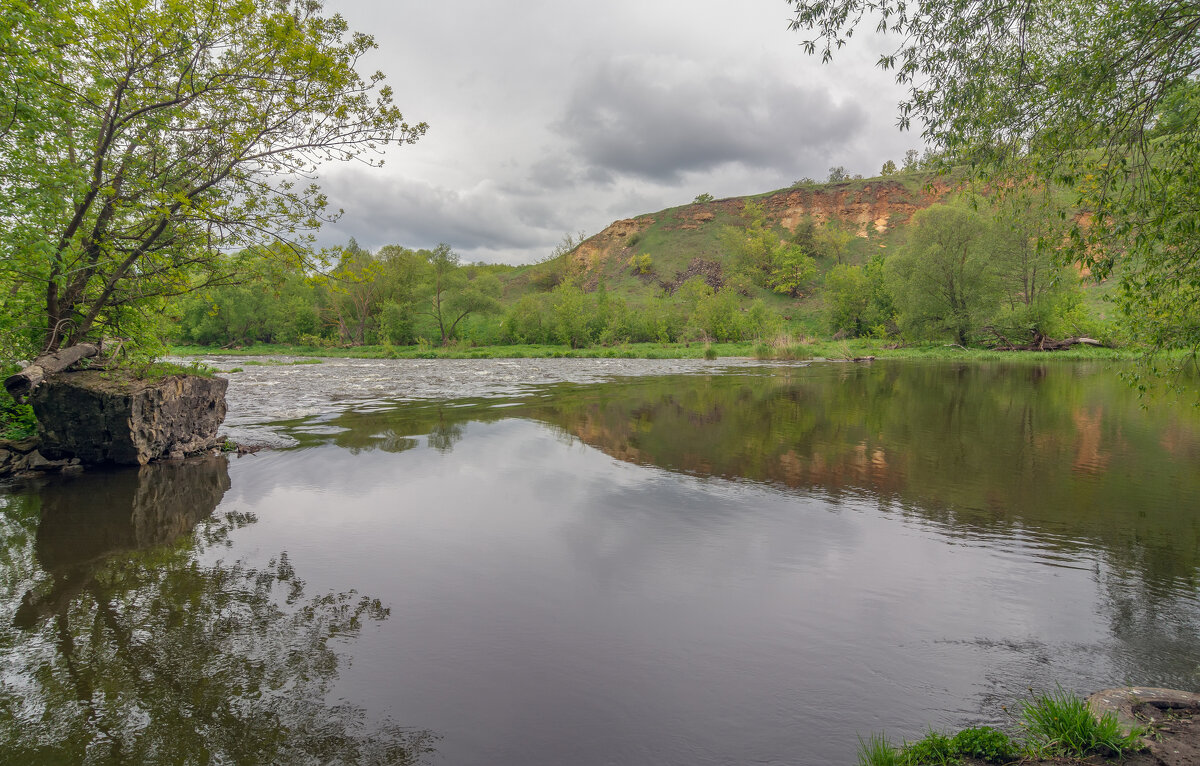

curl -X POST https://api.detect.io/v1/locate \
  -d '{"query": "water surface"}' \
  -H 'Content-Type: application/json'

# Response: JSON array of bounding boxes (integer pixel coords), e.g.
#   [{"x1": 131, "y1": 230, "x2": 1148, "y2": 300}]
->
[{"x1": 2, "y1": 359, "x2": 1199, "y2": 765}]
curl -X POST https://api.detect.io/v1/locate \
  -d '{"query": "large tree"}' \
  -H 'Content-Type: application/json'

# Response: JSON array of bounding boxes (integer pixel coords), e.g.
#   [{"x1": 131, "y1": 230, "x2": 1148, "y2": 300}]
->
[
  {"x1": 785, "y1": 0, "x2": 1200, "y2": 355},
  {"x1": 414, "y1": 244, "x2": 501, "y2": 345},
  {"x1": 0, "y1": 0, "x2": 424, "y2": 359},
  {"x1": 887, "y1": 202, "x2": 997, "y2": 344}
]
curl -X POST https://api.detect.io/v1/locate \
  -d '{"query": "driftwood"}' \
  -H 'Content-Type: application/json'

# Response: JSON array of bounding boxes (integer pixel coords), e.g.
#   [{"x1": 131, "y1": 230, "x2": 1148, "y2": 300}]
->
[{"x1": 4, "y1": 342, "x2": 106, "y2": 402}]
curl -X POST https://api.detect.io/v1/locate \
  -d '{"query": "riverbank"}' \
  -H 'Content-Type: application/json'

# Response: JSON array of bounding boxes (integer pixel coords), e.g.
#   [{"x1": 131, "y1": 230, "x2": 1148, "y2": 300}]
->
[
  {"x1": 860, "y1": 688, "x2": 1200, "y2": 766},
  {"x1": 171, "y1": 339, "x2": 1138, "y2": 362}
]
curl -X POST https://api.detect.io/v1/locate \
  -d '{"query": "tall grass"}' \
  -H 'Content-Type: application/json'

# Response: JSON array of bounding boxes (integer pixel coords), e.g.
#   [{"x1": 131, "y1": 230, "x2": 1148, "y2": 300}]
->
[
  {"x1": 856, "y1": 689, "x2": 1142, "y2": 766},
  {"x1": 1020, "y1": 687, "x2": 1143, "y2": 758}
]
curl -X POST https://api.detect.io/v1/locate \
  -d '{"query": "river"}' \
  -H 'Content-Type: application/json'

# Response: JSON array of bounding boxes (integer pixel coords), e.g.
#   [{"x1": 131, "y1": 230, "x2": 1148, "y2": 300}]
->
[{"x1": 2, "y1": 357, "x2": 1198, "y2": 765}]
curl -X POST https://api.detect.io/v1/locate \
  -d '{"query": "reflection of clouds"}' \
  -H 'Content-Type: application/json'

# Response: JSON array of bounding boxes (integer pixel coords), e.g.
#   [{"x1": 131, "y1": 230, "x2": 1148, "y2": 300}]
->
[
  {"x1": 205, "y1": 362, "x2": 1200, "y2": 765},
  {"x1": 222, "y1": 417, "x2": 1195, "y2": 766}
]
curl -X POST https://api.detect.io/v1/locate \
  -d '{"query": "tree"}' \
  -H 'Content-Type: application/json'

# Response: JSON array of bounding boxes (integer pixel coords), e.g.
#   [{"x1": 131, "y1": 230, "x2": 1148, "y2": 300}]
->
[
  {"x1": 815, "y1": 221, "x2": 855, "y2": 264},
  {"x1": 328, "y1": 239, "x2": 383, "y2": 345},
  {"x1": 414, "y1": 244, "x2": 501, "y2": 345},
  {"x1": 824, "y1": 264, "x2": 870, "y2": 336},
  {"x1": 886, "y1": 203, "x2": 997, "y2": 344},
  {"x1": 827, "y1": 165, "x2": 849, "y2": 182},
  {"x1": 987, "y1": 195, "x2": 1084, "y2": 344},
  {"x1": 768, "y1": 245, "x2": 818, "y2": 297},
  {"x1": 721, "y1": 201, "x2": 817, "y2": 295},
  {"x1": 0, "y1": 0, "x2": 424, "y2": 360},
  {"x1": 693, "y1": 192, "x2": 715, "y2": 203},
  {"x1": 825, "y1": 256, "x2": 896, "y2": 337},
  {"x1": 880, "y1": 159, "x2": 898, "y2": 176},
  {"x1": 786, "y1": 0, "x2": 1200, "y2": 358}
]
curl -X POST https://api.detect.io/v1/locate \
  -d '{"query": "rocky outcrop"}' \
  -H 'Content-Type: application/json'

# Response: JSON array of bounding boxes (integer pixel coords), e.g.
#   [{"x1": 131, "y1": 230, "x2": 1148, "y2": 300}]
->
[{"x1": 29, "y1": 371, "x2": 228, "y2": 466}]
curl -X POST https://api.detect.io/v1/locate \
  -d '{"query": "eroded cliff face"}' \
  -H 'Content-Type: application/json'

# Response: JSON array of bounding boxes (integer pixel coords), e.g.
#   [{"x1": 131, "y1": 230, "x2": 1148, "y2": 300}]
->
[
  {"x1": 762, "y1": 179, "x2": 951, "y2": 236},
  {"x1": 568, "y1": 179, "x2": 952, "y2": 276}
]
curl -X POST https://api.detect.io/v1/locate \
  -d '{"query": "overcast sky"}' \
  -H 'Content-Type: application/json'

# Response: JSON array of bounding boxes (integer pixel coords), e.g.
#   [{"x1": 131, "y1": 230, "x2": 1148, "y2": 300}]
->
[{"x1": 316, "y1": 0, "x2": 920, "y2": 264}]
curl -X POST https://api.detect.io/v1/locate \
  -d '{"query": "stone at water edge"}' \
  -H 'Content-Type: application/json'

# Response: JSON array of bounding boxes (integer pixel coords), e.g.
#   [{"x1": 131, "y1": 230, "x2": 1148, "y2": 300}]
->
[{"x1": 30, "y1": 370, "x2": 228, "y2": 466}]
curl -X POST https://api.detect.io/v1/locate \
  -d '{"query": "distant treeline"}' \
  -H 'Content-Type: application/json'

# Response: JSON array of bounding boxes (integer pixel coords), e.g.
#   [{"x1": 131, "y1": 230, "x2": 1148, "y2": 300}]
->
[{"x1": 172, "y1": 193, "x2": 1115, "y2": 351}]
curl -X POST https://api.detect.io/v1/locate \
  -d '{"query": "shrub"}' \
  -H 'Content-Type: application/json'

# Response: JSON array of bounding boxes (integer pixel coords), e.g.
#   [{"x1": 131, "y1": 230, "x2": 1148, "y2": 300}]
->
[
  {"x1": 901, "y1": 730, "x2": 955, "y2": 765},
  {"x1": 628, "y1": 253, "x2": 654, "y2": 275},
  {"x1": 1, "y1": 397, "x2": 37, "y2": 440},
  {"x1": 949, "y1": 726, "x2": 1019, "y2": 763}
]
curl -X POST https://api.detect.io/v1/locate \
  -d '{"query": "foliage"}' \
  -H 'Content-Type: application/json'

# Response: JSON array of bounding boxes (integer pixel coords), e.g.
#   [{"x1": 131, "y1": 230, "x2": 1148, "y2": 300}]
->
[
  {"x1": 722, "y1": 201, "x2": 817, "y2": 296},
  {"x1": 985, "y1": 194, "x2": 1087, "y2": 345},
  {"x1": 0, "y1": 395, "x2": 36, "y2": 441},
  {"x1": 769, "y1": 245, "x2": 818, "y2": 297},
  {"x1": 825, "y1": 264, "x2": 871, "y2": 335},
  {"x1": 1020, "y1": 687, "x2": 1144, "y2": 758},
  {"x1": 694, "y1": 193, "x2": 715, "y2": 203},
  {"x1": 857, "y1": 725, "x2": 1019, "y2": 765},
  {"x1": 901, "y1": 730, "x2": 956, "y2": 765},
  {"x1": 828, "y1": 166, "x2": 850, "y2": 182},
  {"x1": 881, "y1": 160, "x2": 898, "y2": 176},
  {"x1": 886, "y1": 202, "x2": 997, "y2": 344},
  {"x1": 690, "y1": 289, "x2": 743, "y2": 341},
  {"x1": 815, "y1": 221, "x2": 855, "y2": 264},
  {"x1": 785, "y1": 0, "x2": 1200, "y2": 368},
  {"x1": 628, "y1": 253, "x2": 654, "y2": 275},
  {"x1": 948, "y1": 726, "x2": 1019, "y2": 763},
  {"x1": 0, "y1": 0, "x2": 423, "y2": 359},
  {"x1": 414, "y1": 244, "x2": 502, "y2": 345}
]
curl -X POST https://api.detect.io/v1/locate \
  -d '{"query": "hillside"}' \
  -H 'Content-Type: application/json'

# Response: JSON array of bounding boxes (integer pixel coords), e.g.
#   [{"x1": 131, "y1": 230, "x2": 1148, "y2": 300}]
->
[{"x1": 509, "y1": 174, "x2": 952, "y2": 296}]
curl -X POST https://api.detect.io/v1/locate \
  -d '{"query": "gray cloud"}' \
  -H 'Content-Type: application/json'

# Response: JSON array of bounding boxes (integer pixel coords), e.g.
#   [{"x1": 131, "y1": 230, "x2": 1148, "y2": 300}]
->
[
  {"x1": 316, "y1": 171, "x2": 563, "y2": 260},
  {"x1": 555, "y1": 56, "x2": 867, "y2": 183}
]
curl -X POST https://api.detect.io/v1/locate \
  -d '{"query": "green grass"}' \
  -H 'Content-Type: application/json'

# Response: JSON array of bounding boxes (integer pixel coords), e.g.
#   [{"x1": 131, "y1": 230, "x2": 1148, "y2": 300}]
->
[
  {"x1": 171, "y1": 341, "x2": 762, "y2": 360},
  {"x1": 857, "y1": 733, "x2": 903, "y2": 766},
  {"x1": 126, "y1": 359, "x2": 216, "y2": 379},
  {"x1": 171, "y1": 339, "x2": 1158, "y2": 363},
  {"x1": 856, "y1": 689, "x2": 1143, "y2": 766},
  {"x1": 1020, "y1": 687, "x2": 1144, "y2": 758}
]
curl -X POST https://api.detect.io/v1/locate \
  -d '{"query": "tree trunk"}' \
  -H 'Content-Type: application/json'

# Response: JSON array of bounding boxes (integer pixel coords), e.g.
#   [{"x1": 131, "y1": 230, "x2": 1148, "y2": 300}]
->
[{"x1": 4, "y1": 342, "x2": 106, "y2": 402}]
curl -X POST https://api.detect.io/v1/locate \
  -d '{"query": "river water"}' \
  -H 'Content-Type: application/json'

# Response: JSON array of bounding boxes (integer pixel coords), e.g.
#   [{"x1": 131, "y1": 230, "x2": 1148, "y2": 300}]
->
[{"x1": 2, "y1": 358, "x2": 1199, "y2": 765}]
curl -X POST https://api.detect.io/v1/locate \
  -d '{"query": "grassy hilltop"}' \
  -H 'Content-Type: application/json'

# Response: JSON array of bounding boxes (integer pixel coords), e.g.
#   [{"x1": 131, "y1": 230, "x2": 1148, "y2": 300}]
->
[{"x1": 504, "y1": 173, "x2": 953, "y2": 334}]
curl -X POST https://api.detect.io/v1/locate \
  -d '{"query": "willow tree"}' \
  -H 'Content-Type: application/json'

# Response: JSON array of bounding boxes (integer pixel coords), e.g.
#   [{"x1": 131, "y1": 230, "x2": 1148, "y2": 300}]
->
[
  {"x1": 0, "y1": 0, "x2": 425, "y2": 359},
  {"x1": 785, "y1": 0, "x2": 1200, "y2": 357}
]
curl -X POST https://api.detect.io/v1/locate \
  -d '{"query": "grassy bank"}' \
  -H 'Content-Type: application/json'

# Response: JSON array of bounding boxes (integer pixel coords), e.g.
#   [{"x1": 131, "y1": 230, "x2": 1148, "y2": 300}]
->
[
  {"x1": 859, "y1": 688, "x2": 1143, "y2": 766},
  {"x1": 171, "y1": 339, "x2": 1141, "y2": 363}
]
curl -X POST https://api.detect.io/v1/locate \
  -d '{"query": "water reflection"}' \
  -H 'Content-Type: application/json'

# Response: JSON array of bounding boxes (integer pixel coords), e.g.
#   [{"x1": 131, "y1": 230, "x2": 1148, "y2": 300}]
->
[
  {"x1": 298, "y1": 361, "x2": 1200, "y2": 592},
  {"x1": 0, "y1": 458, "x2": 435, "y2": 765}
]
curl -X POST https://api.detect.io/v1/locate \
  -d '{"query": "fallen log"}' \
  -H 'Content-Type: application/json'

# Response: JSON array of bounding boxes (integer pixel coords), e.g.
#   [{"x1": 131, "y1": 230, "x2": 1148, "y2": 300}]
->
[
  {"x1": 4, "y1": 342, "x2": 105, "y2": 402},
  {"x1": 994, "y1": 336, "x2": 1105, "y2": 352}
]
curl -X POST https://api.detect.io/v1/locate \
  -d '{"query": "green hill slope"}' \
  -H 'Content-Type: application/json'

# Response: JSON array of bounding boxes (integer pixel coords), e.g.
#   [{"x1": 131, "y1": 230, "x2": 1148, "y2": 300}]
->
[{"x1": 503, "y1": 173, "x2": 955, "y2": 332}]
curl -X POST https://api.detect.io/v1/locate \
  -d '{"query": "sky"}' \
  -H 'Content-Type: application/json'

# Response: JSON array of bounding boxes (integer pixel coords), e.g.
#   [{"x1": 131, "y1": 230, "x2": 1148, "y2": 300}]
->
[{"x1": 316, "y1": 0, "x2": 920, "y2": 264}]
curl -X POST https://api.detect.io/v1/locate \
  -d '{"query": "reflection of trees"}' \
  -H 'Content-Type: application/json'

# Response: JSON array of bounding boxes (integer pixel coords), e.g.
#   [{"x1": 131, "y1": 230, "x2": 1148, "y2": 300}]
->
[
  {"x1": 523, "y1": 363, "x2": 1200, "y2": 591},
  {"x1": 0, "y1": 458, "x2": 435, "y2": 765},
  {"x1": 266, "y1": 362, "x2": 1200, "y2": 595}
]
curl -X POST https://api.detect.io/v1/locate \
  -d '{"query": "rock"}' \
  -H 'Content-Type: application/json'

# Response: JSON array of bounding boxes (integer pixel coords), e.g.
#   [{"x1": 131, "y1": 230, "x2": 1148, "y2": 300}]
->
[
  {"x1": 30, "y1": 371, "x2": 228, "y2": 466},
  {"x1": 19, "y1": 450, "x2": 58, "y2": 471}
]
